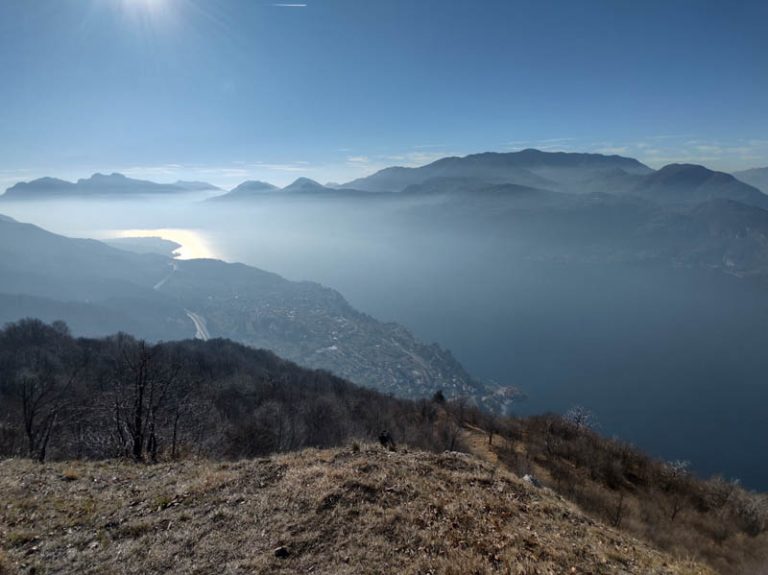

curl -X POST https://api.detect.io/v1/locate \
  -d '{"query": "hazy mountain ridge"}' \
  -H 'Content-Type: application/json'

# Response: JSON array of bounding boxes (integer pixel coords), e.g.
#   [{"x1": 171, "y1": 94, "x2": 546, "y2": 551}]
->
[
  {"x1": 281, "y1": 177, "x2": 329, "y2": 193},
  {"x1": 340, "y1": 150, "x2": 768, "y2": 211},
  {"x1": 630, "y1": 164, "x2": 768, "y2": 208},
  {"x1": 2, "y1": 172, "x2": 219, "y2": 199},
  {"x1": 138, "y1": 257, "x2": 491, "y2": 402},
  {"x1": 734, "y1": 166, "x2": 768, "y2": 194},
  {"x1": 211, "y1": 177, "x2": 374, "y2": 201},
  {"x1": 0, "y1": 215, "x2": 489, "y2": 403},
  {"x1": 210, "y1": 179, "x2": 279, "y2": 200},
  {"x1": 398, "y1": 184, "x2": 768, "y2": 282},
  {"x1": 342, "y1": 149, "x2": 652, "y2": 193},
  {"x1": 8, "y1": 150, "x2": 766, "y2": 208}
]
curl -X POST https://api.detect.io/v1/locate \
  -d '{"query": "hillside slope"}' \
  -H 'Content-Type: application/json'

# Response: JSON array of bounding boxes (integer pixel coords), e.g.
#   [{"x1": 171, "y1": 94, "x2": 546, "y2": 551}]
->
[
  {"x1": 0, "y1": 216, "x2": 487, "y2": 403},
  {"x1": 454, "y1": 412, "x2": 768, "y2": 575},
  {"x1": 0, "y1": 447, "x2": 712, "y2": 575}
]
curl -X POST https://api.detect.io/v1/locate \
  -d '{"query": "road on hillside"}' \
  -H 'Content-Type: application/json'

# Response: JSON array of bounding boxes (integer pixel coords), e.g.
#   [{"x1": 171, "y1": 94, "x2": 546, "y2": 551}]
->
[{"x1": 185, "y1": 310, "x2": 211, "y2": 341}]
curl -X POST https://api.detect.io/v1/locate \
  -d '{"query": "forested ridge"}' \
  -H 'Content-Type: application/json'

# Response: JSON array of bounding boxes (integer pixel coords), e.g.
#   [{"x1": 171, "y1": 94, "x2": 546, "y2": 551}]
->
[{"x1": 0, "y1": 319, "x2": 452, "y2": 463}]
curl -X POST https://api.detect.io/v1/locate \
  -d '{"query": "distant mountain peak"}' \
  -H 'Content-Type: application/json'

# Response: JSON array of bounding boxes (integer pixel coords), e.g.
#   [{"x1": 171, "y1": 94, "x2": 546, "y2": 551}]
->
[
  {"x1": 288, "y1": 177, "x2": 322, "y2": 186},
  {"x1": 651, "y1": 163, "x2": 743, "y2": 184},
  {"x1": 733, "y1": 166, "x2": 768, "y2": 194},
  {"x1": 208, "y1": 180, "x2": 279, "y2": 201},
  {"x1": 90, "y1": 172, "x2": 126, "y2": 179},
  {"x1": 231, "y1": 180, "x2": 278, "y2": 192},
  {"x1": 76, "y1": 172, "x2": 134, "y2": 186},
  {"x1": 631, "y1": 163, "x2": 768, "y2": 208},
  {"x1": 282, "y1": 177, "x2": 327, "y2": 192}
]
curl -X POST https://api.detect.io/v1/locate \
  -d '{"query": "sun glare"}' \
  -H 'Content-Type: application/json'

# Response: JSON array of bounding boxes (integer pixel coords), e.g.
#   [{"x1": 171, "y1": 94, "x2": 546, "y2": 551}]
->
[
  {"x1": 117, "y1": 0, "x2": 174, "y2": 25},
  {"x1": 122, "y1": 0, "x2": 164, "y2": 11},
  {"x1": 112, "y1": 228, "x2": 216, "y2": 260}
]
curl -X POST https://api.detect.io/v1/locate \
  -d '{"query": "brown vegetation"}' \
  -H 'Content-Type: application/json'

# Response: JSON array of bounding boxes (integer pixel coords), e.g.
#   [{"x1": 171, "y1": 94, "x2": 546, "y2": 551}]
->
[
  {"x1": 0, "y1": 446, "x2": 712, "y2": 575},
  {"x1": 456, "y1": 407, "x2": 768, "y2": 575}
]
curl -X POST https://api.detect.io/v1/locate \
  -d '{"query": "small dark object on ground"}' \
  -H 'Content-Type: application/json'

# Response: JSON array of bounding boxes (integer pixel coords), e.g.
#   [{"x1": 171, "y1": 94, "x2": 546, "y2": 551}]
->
[
  {"x1": 274, "y1": 546, "x2": 290, "y2": 559},
  {"x1": 379, "y1": 430, "x2": 396, "y2": 451}
]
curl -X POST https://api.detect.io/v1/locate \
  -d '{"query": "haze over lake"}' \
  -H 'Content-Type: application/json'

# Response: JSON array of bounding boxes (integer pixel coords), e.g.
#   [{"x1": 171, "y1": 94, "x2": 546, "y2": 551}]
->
[{"x1": 4, "y1": 188, "x2": 767, "y2": 488}]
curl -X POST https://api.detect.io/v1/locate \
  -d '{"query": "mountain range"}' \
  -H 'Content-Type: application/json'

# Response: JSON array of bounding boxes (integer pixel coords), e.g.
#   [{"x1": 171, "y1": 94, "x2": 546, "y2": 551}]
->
[
  {"x1": 338, "y1": 149, "x2": 768, "y2": 208},
  {"x1": 211, "y1": 176, "x2": 369, "y2": 201},
  {"x1": 213, "y1": 150, "x2": 768, "y2": 211},
  {"x1": 1, "y1": 173, "x2": 220, "y2": 199},
  {"x1": 6, "y1": 150, "x2": 767, "y2": 210}
]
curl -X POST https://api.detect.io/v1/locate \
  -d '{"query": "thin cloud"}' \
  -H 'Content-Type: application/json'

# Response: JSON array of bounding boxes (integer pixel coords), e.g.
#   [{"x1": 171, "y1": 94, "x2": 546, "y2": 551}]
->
[
  {"x1": 594, "y1": 146, "x2": 630, "y2": 155},
  {"x1": 272, "y1": 3, "x2": 307, "y2": 7},
  {"x1": 539, "y1": 137, "x2": 577, "y2": 143},
  {"x1": 255, "y1": 162, "x2": 311, "y2": 172}
]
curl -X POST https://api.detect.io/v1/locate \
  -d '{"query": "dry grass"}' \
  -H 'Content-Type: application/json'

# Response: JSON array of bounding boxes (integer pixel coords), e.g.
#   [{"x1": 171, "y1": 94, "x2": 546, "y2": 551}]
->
[
  {"x1": 0, "y1": 549, "x2": 10, "y2": 575},
  {"x1": 461, "y1": 419, "x2": 768, "y2": 575},
  {"x1": 0, "y1": 448, "x2": 713, "y2": 575}
]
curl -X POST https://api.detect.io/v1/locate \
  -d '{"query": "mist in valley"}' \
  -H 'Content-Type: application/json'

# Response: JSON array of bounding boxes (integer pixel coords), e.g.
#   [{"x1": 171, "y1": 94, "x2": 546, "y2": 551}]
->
[{"x1": 3, "y1": 189, "x2": 767, "y2": 488}]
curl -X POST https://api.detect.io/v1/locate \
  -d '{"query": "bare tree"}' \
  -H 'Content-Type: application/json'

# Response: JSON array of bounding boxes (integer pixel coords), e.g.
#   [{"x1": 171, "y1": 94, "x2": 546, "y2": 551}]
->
[
  {"x1": 111, "y1": 339, "x2": 180, "y2": 462},
  {"x1": 612, "y1": 492, "x2": 626, "y2": 528},
  {"x1": 564, "y1": 405, "x2": 598, "y2": 432},
  {"x1": 664, "y1": 459, "x2": 691, "y2": 521},
  {"x1": 6, "y1": 338, "x2": 82, "y2": 462}
]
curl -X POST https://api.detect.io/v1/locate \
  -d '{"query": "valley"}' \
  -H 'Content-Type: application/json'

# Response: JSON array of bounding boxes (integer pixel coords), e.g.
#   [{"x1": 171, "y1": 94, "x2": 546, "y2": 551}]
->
[{"x1": 3, "y1": 150, "x2": 768, "y2": 488}]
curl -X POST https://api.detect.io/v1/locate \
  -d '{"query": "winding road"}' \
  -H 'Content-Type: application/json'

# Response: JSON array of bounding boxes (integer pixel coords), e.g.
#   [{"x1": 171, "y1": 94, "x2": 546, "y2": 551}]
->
[{"x1": 152, "y1": 261, "x2": 211, "y2": 341}]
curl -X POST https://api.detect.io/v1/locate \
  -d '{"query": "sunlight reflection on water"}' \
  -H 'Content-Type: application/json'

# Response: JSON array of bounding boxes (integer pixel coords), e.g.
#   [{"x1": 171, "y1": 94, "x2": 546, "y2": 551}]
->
[{"x1": 109, "y1": 228, "x2": 217, "y2": 260}]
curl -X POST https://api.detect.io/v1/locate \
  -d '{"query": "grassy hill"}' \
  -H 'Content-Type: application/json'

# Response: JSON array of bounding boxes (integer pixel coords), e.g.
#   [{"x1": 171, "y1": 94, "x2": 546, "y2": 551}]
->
[
  {"x1": 1, "y1": 321, "x2": 766, "y2": 574},
  {"x1": 0, "y1": 446, "x2": 712, "y2": 575}
]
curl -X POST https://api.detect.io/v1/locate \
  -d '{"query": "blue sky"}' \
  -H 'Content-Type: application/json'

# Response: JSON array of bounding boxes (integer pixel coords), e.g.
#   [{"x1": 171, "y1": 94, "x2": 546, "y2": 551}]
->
[{"x1": 0, "y1": 0, "x2": 766, "y2": 189}]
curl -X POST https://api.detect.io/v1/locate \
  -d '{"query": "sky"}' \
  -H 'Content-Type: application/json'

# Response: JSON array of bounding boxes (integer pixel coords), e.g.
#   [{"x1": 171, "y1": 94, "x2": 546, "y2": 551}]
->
[{"x1": 0, "y1": 0, "x2": 767, "y2": 189}]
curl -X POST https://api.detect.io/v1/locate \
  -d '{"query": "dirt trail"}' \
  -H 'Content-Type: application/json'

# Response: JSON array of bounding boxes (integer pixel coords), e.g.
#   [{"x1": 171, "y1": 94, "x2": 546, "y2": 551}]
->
[
  {"x1": 461, "y1": 423, "x2": 499, "y2": 465},
  {"x1": 460, "y1": 422, "x2": 554, "y2": 484}
]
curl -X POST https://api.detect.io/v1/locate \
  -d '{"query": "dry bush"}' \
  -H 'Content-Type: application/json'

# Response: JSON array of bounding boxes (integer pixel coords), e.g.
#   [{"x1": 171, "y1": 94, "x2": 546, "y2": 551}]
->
[{"x1": 492, "y1": 414, "x2": 768, "y2": 575}]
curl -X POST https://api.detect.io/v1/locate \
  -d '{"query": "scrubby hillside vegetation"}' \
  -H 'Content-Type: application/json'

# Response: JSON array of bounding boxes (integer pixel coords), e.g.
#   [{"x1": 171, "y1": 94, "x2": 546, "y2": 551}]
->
[
  {"x1": 0, "y1": 447, "x2": 712, "y2": 575},
  {"x1": 0, "y1": 320, "x2": 766, "y2": 574},
  {"x1": 455, "y1": 407, "x2": 768, "y2": 574}
]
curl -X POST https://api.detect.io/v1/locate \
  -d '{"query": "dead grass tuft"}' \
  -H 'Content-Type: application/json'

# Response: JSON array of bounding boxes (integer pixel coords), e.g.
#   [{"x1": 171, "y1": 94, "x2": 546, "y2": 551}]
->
[{"x1": 60, "y1": 466, "x2": 81, "y2": 482}]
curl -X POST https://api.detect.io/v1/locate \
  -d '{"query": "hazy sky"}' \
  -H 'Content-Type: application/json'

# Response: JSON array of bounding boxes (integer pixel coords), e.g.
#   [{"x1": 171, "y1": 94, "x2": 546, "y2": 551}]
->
[{"x1": 1, "y1": 0, "x2": 767, "y2": 189}]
